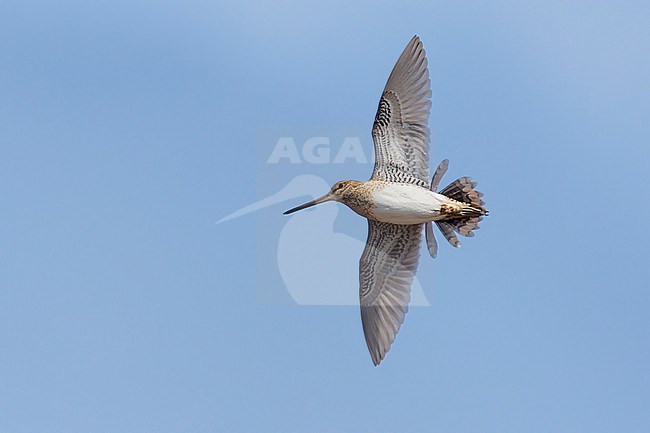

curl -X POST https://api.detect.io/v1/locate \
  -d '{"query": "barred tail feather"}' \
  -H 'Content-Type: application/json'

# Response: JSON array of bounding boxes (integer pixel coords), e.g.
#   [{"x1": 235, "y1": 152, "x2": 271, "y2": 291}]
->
[
  {"x1": 435, "y1": 221, "x2": 460, "y2": 248},
  {"x1": 425, "y1": 222, "x2": 438, "y2": 258},
  {"x1": 429, "y1": 159, "x2": 449, "y2": 192},
  {"x1": 448, "y1": 216, "x2": 483, "y2": 237},
  {"x1": 437, "y1": 176, "x2": 488, "y2": 247},
  {"x1": 439, "y1": 177, "x2": 486, "y2": 212},
  {"x1": 436, "y1": 215, "x2": 484, "y2": 247}
]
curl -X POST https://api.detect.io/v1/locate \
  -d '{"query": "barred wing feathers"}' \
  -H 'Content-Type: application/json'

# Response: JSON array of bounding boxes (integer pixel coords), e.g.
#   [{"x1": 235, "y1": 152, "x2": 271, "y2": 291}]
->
[
  {"x1": 359, "y1": 221, "x2": 422, "y2": 365},
  {"x1": 371, "y1": 35, "x2": 432, "y2": 187}
]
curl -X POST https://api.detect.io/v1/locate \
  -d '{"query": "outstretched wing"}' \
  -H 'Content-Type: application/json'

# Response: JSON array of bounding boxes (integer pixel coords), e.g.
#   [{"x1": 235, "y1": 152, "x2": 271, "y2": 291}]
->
[
  {"x1": 371, "y1": 35, "x2": 432, "y2": 186},
  {"x1": 359, "y1": 220, "x2": 422, "y2": 365}
]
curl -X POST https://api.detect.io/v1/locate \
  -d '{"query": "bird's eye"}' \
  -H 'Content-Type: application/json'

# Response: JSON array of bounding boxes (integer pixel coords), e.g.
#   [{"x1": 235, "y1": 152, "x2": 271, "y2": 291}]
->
[{"x1": 337, "y1": 183, "x2": 345, "y2": 190}]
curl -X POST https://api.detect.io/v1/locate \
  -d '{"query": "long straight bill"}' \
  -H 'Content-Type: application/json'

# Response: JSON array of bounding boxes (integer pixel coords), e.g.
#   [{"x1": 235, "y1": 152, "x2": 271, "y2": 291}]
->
[{"x1": 283, "y1": 194, "x2": 332, "y2": 215}]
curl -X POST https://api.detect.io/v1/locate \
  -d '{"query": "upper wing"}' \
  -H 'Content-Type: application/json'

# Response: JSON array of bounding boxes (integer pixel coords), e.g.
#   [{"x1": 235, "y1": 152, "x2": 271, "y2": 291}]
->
[
  {"x1": 371, "y1": 35, "x2": 432, "y2": 186},
  {"x1": 359, "y1": 220, "x2": 422, "y2": 365}
]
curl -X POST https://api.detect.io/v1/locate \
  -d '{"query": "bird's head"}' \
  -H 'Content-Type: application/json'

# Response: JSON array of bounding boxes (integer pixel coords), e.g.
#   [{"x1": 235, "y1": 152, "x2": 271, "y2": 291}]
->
[{"x1": 283, "y1": 180, "x2": 360, "y2": 215}]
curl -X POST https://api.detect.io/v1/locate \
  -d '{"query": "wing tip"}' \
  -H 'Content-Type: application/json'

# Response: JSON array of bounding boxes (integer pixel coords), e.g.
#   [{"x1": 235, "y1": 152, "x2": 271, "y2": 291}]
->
[{"x1": 369, "y1": 343, "x2": 388, "y2": 366}]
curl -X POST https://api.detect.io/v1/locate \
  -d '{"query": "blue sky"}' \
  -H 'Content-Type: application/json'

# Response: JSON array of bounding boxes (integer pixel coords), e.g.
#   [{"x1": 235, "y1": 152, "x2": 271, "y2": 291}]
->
[{"x1": 2, "y1": 1, "x2": 649, "y2": 432}]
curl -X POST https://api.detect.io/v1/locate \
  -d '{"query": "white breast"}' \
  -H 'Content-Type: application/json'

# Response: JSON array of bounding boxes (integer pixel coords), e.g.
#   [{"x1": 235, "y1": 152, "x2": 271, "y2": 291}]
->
[{"x1": 370, "y1": 183, "x2": 442, "y2": 224}]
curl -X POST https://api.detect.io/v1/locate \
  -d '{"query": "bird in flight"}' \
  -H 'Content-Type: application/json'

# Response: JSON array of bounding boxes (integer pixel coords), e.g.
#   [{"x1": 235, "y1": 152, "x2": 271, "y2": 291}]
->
[{"x1": 283, "y1": 36, "x2": 488, "y2": 365}]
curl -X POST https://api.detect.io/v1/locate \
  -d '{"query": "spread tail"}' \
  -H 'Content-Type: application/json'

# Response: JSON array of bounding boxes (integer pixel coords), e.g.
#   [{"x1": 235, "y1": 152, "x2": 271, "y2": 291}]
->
[
  {"x1": 439, "y1": 176, "x2": 487, "y2": 214},
  {"x1": 438, "y1": 176, "x2": 487, "y2": 247},
  {"x1": 427, "y1": 160, "x2": 488, "y2": 252}
]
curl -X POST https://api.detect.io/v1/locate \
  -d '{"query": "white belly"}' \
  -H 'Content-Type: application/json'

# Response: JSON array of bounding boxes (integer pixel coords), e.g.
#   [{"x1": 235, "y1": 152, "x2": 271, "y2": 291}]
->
[{"x1": 370, "y1": 184, "x2": 443, "y2": 224}]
